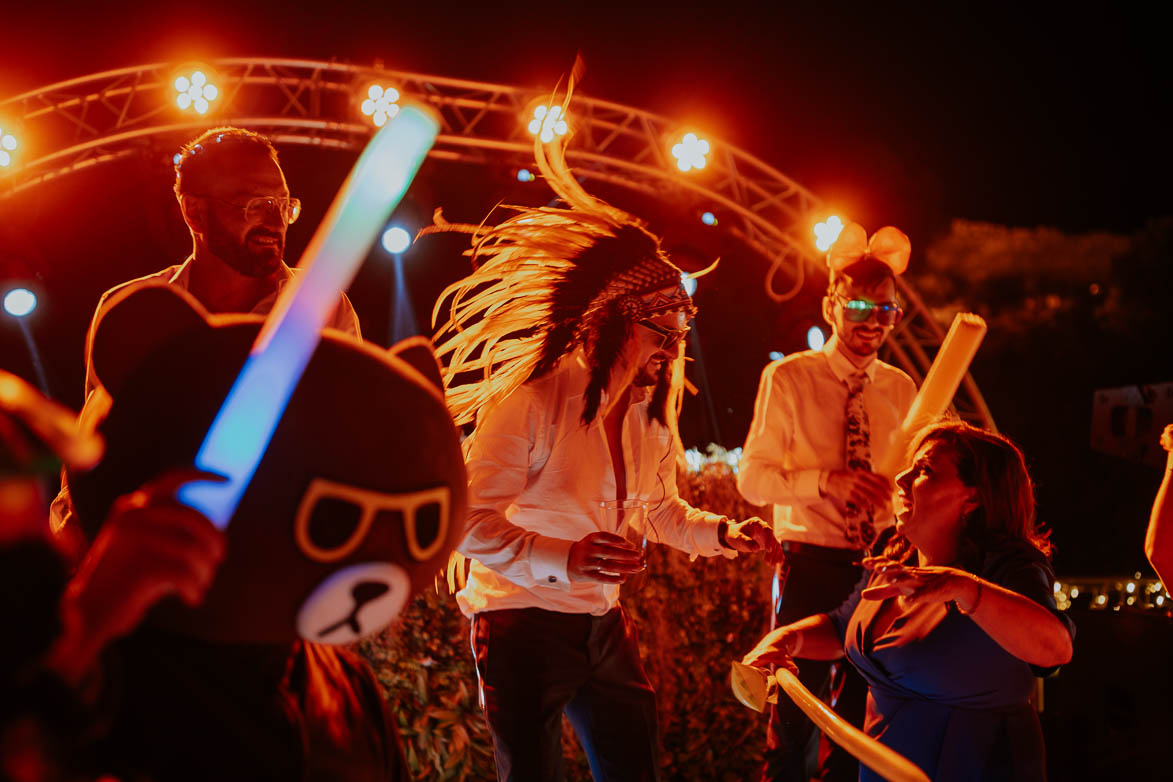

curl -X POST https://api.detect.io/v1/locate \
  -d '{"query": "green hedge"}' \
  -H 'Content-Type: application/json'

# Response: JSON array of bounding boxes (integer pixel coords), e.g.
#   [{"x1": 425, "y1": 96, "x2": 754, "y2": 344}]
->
[{"x1": 359, "y1": 461, "x2": 774, "y2": 780}]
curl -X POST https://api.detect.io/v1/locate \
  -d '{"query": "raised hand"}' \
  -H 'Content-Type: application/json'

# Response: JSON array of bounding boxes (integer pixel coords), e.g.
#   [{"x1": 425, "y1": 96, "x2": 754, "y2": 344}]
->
[
  {"x1": 860, "y1": 564, "x2": 981, "y2": 613},
  {"x1": 723, "y1": 517, "x2": 785, "y2": 564},
  {"x1": 48, "y1": 469, "x2": 226, "y2": 685}
]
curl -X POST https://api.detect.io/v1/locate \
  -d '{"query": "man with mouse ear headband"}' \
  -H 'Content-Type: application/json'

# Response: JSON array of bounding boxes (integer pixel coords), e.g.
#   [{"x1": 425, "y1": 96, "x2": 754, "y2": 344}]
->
[{"x1": 738, "y1": 222, "x2": 918, "y2": 782}]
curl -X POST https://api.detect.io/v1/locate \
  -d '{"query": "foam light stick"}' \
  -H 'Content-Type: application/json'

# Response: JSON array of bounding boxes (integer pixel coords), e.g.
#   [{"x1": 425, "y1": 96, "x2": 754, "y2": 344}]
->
[
  {"x1": 178, "y1": 105, "x2": 439, "y2": 528},
  {"x1": 731, "y1": 663, "x2": 929, "y2": 782},
  {"x1": 877, "y1": 312, "x2": 988, "y2": 477}
]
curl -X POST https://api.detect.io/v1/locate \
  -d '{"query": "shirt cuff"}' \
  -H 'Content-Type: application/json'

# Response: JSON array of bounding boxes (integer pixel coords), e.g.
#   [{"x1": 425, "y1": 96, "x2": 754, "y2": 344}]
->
[
  {"x1": 529, "y1": 535, "x2": 575, "y2": 589},
  {"x1": 795, "y1": 469, "x2": 823, "y2": 502},
  {"x1": 698, "y1": 515, "x2": 728, "y2": 558}
]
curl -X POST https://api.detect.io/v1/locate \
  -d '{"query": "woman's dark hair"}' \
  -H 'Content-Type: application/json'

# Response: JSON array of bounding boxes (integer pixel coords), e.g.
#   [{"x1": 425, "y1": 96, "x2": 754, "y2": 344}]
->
[{"x1": 881, "y1": 420, "x2": 1051, "y2": 567}]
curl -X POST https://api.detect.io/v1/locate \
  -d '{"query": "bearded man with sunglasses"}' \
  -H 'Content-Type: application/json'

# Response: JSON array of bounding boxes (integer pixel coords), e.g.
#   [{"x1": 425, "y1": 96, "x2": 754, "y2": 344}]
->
[
  {"x1": 49, "y1": 127, "x2": 360, "y2": 533},
  {"x1": 738, "y1": 224, "x2": 917, "y2": 782}
]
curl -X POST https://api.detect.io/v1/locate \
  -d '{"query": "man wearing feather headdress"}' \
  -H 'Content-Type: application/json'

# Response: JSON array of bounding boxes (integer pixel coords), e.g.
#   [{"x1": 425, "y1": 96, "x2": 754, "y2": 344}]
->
[
  {"x1": 430, "y1": 97, "x2": 781, "y2": 781},
  {"x1": 737, "y1": 224, "x2": 918, "y2": 782}
]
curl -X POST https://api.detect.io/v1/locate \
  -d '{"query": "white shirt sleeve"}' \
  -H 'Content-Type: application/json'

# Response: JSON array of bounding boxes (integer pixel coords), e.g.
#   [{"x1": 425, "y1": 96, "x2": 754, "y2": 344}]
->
[
  {"x1": 457, "y1": 386, "x2": 577, "y2": 589},
  {"x1": 643, "y1": 436, "x2": 725, "y2": 558},
  {"x1": 737, "y1": 361, "x2": 823, "y2": 507}
]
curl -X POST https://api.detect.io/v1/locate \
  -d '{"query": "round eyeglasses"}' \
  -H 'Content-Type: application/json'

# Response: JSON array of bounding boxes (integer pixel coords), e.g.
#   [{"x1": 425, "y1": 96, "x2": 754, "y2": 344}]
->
[{"x1": 198, "y1": 194, "x2": 302, "y2": 225}]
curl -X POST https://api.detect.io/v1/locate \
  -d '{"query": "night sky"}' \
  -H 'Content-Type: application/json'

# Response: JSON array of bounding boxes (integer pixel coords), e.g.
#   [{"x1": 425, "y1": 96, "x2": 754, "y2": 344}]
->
[{"x1": 2, "y1": 2, "x2": 1168, "y2": 574}]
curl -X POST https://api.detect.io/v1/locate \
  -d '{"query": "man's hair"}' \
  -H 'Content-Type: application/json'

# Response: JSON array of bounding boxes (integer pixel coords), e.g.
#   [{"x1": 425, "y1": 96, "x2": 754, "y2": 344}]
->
[
  {"x1": 827, "y1": 257, "x2": 896, "y2": 297},
  {"x1": 173, "y1": 127, "x2": 280, "y2": 198}
]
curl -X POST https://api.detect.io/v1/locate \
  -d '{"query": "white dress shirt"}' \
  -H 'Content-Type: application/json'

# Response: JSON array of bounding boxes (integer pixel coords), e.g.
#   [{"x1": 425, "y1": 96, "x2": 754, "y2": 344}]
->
[
  {"x1": 456, "y1": 352, "x2": 728, "y2": 617},
  {"x1": 737, "y1": 335, "x2": 916, "y2": 549}
]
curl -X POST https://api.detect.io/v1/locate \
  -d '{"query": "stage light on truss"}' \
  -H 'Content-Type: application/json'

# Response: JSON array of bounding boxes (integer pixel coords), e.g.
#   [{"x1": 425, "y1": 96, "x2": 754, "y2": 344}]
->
[
  {"x1": 528, "y1": 104, "x2": 568, "y2": 143},
  {"x1": 701, "y1": 211, "x2": 717, "y2": 226},
  {"x1": 671, "y1": 133, "x2": 710, "y2": 172},
  {"x1": 0, "y1": 126, "x2": 17, "y2": 168},
  {"x1": 174, "y1": 70, "x2": 219, "y2": 115},
  {"x1": 806, "y1": 325, "x2": 826, "y2": 351},
  {"x1": 361, "y1": 84, "x2": 400, "y2": 128},
  {"x1": 3, "y1": 288, "x2": 37, "y2": 318},
  {"x1": 814, "y1": 215, "x2": 845, "y2": 252},
  {"x1": 517, "y1": 168, "x2": 535, "y2": 182},
  {"x1": 381, "y1": 225, "x2": 412, "y2": 255}
]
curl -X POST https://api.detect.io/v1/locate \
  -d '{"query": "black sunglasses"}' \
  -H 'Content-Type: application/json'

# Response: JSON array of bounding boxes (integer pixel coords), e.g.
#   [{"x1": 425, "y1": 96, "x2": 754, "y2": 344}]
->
[
  {"x1": 834, "y1": 295, "x2": 904, "y2": 327},
  {"x1": 637, "y1": 320, "x2": 691, "y2": 351}
]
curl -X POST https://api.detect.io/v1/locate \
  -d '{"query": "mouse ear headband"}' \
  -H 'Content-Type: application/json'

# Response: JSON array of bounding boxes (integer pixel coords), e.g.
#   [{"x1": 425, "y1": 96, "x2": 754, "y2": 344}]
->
[{"x1": 826, "y1": 222, "x2": 911, "y2": 275}]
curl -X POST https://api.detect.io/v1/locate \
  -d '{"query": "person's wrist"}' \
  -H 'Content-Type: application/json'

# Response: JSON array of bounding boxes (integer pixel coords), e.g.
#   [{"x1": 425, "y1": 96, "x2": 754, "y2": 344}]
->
[
  {"x1": 956, "y1": 575, "x2": 983, "y2": 615},
  {"x1": 786, "y1": 630, "x2": 803, "y2": 657},
  {"x1": 718, "y1": 519, "x2": 732, "y2": 549}
]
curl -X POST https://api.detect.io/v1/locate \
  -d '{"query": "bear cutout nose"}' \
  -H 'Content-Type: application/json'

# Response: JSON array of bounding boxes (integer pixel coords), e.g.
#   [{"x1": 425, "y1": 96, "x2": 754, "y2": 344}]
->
[
  {"x1": 297, "y1": 562, "x2": 411, "y2": 644},
  {"x1": 316, "y1": 580, "x2": 391, "y2": 638}
]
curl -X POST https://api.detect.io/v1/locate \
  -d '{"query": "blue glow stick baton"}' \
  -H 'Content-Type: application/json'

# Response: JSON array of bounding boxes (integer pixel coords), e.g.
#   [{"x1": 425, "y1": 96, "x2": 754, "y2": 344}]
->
[{"x1": 178, "y1": 106, "x2": 439, "y2": 528}]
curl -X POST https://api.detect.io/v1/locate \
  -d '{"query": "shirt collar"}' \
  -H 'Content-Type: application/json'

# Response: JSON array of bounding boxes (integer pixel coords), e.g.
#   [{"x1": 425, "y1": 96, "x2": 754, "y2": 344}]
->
[
  {"x1": 171, "y1": 255, "x2": 295, "y2": 305},
  {"x1": 822, "y1": 334, "x2": 877, "y2": 383}
]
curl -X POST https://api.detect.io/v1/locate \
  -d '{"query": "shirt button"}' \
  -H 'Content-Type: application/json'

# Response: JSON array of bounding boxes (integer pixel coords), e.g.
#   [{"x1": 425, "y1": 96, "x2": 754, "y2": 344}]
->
[{"x1": 548, "y1": 576, "x2": 557, "y2": 583}]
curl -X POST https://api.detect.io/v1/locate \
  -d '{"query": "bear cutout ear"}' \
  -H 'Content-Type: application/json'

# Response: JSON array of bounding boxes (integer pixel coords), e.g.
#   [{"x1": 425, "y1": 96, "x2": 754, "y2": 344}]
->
[
  {"x1": 388, "y1": 336, "x2": 445, "y2": 394},
  {"x1": 89, "y1": 282, "x2": 211, "y2": 398}
]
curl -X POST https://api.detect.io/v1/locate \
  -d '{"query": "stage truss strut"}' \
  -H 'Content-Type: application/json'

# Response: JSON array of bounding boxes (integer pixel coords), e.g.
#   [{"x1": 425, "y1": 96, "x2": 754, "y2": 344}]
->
[{"x1": 0, "y1": 58, "x2": 994, "y2": 429}]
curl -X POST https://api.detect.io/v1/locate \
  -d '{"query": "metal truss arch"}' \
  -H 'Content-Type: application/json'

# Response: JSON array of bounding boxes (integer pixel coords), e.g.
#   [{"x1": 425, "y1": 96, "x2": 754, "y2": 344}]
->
[{"x1": 0, "y1": 58, "x2": 994, "y2": 429}]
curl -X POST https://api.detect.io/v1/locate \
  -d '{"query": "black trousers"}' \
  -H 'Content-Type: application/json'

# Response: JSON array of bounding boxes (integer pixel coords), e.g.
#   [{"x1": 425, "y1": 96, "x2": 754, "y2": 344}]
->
[
  {"x1": 762, "y1": 544, "x2": 868, "y2": 782},
  {"x1": 473, "y1": 606, "x2": 659, "y2": 782}
]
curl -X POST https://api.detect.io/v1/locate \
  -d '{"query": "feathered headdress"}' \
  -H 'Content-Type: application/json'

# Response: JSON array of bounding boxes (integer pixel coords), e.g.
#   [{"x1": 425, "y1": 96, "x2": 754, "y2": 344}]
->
[{"x1": 428, "y1": 83, "x2": 692, "y2": 427}]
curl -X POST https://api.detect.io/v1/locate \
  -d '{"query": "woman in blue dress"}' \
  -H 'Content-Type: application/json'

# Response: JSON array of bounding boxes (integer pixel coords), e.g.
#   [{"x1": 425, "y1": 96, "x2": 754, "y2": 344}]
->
[{"x1": 744, "y1": 422, "x2": 1074, "y2": 781}]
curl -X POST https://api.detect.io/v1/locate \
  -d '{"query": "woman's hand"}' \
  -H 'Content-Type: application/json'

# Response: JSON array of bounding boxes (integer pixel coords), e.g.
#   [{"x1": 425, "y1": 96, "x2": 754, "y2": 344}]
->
[
  {"x1": 742, "y1": 626, "x2": 800, "y2": 673},
  {"x1": 860, "y1": 564, "x2": 982, "y2": 613}
]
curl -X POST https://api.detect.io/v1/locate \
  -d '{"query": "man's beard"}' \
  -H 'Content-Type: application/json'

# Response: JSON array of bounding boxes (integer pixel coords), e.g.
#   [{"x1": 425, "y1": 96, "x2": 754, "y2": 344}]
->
[
  {"x1": 634, "y1": 357, "x2": 669, "y2": 388},
  {"x1": 206, "y1": 218, "x2": 283, "y2": 278}
]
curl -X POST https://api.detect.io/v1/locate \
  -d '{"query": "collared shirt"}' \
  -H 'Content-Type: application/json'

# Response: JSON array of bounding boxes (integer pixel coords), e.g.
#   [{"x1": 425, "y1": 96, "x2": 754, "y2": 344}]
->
[
  {"x1": 456, "y1": 353, "x2": 728, "y2": 618},
  {"x1": 78, "y1": 257, "x2": 361, "y2": 401},
  {"x1": 49, "y1": 256, "x2": 362, "y2": 533},
  {"x1": 737, "y1": 335, "x2": 916, "y2": 549}
]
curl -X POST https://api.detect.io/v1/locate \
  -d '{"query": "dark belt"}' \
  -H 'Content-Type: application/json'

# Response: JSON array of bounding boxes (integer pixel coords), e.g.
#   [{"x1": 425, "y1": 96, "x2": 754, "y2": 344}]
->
[{"x1": 782, "y1": 540, "x2": 864, "y2": 563}]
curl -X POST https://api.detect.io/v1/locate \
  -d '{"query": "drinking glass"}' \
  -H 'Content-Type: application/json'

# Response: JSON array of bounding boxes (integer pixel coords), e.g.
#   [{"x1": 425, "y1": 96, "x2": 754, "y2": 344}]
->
[{"x1": 600, "y1": 498, "x2": 649, "y2": 590}]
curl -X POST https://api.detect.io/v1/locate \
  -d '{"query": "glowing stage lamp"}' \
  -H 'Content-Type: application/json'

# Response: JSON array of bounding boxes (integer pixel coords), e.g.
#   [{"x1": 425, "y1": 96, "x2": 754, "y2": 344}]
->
[
  {"x1": 814, "y1": 215, "x2": 845, "y2": 252},
  {"x1": 517, "y1": 168, "x2": 534, "y2": 182},
  {"x1": 768, "y1": 351, "x2": 785, "y2": 362},
  {"x1": 671, "y1": 133, "x2": 710, "y2": 172},
  {"x1": 528, "y1": 104, "x2": 568, "y2": 143},
  {"x1": 174, "y1": 70, "x2": 219, "y2": 115},
  {"x1": 3, "y1": 288, "x2": 37, "y2": 318},
  {"x1": 361, "y1": 84, "x2": 400, "y2": 128},
  {"x1": 701, "y1": 211, "x2": 717, "y2": 226},
  {"x1": 0, "y1": 127, "x2": 17, "y2": 168},
  {"x1": 381, "y1": 225, "x2": 412, "y2": 254},
  {"x1": 806, "y1": 325, "x2": 826, "y2": 351}
]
